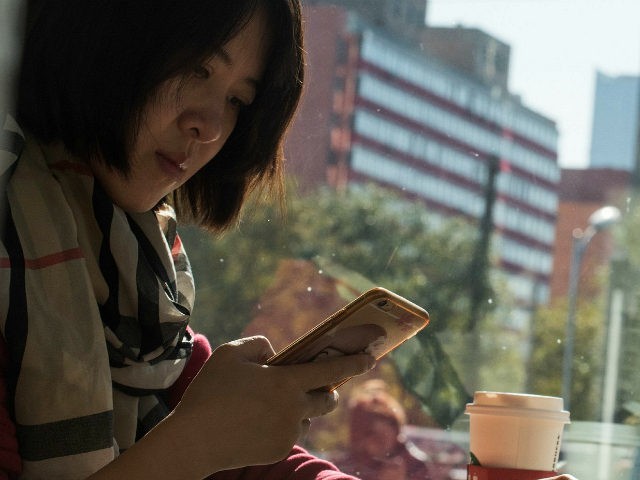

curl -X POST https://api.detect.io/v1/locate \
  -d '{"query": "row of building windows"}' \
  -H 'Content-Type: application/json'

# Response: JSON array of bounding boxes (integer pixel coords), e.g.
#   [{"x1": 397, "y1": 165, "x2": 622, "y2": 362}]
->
[
  {"x1": 493, "y1": 201, "x2": 555, "y2": 246},
  {"x1": 494, "y1": 233, "x2": 553, "y2": 276},
  {"x1": 353, "y1": 109, "x2": 559, "y2": 215},
  {"x1": 358, "y1": 73, "x2": 560, "y2": 184},
  {"x1": 359, "y1": 29, "x2": 559, "y2": 153},
  {"x1": 354, "y1": 110, "x2": 486, "y2": 183},
  {"x1": 505, "y1": 137, "x2": 560, "y2": 185},
  {"x1": 496, "y1": 174, "x2": 558, "y2": 215},
  {"x1": 350, "y1": 144, "x2": 556, "y2": 255},
  {"x1": 350, "y1": 145, "x2": 485, "y2": 217}
]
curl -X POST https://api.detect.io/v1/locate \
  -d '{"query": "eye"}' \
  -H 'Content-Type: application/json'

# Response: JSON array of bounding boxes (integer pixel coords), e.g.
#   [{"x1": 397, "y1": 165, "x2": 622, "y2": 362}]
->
[
  {"x1": 193, "y1": 65, "x2": 210, "y2": 79},
  {"x1": 228, "y1": 96, "x2": 250, "y2": 110}
]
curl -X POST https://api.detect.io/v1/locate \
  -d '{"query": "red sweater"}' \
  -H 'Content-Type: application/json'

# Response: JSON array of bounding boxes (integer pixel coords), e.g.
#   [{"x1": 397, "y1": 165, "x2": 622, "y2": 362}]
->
[{"x1": 0, "y1": 333, "x2": 358, "y2": 480}]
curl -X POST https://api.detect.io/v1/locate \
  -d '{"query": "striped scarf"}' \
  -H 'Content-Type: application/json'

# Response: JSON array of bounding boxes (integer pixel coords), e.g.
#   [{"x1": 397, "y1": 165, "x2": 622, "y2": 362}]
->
[{"x1": 0, "y1": 114, "x2": 195, "y2": 479}]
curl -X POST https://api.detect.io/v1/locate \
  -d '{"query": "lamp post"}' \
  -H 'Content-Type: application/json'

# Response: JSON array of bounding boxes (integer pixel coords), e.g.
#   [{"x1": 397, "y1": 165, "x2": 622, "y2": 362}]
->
[{"x1": 561, "y1": 205, "x2": 621, "y2": 412}]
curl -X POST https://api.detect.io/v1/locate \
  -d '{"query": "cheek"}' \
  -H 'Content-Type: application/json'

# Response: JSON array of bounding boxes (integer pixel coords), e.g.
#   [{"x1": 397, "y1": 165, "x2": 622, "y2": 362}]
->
[
  {"x1": 194, "y1": 144, "x2": 221, "y2": 171},
  {"x1": 222, "y1": 115, "x2": 239, "y2": 145},
  {"x1": 197, "y1": 118, "x2": 237, "y2": 165}
]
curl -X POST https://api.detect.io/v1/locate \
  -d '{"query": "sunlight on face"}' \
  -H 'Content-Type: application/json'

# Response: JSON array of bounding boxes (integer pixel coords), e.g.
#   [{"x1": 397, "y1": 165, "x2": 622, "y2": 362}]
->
[{"x1": 90, "y1": 8, "x2": 271, "y2": 212}]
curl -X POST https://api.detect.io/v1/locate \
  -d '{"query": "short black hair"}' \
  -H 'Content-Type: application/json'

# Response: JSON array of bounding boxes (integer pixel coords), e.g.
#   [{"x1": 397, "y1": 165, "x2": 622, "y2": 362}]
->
[{"x1": 18, "y1": 0, "x2": 304, "y2": 230}]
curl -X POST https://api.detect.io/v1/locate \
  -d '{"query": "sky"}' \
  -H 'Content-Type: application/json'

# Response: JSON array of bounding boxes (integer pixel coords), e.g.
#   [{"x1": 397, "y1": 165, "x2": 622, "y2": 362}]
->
[{"x1": 427, "y1": 0, "x2": 640, "y2": 169}]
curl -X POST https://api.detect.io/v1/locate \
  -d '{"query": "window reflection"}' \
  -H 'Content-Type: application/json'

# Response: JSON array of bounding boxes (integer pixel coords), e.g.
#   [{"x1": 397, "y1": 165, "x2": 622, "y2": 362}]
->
[{"x1": 279, "y1": 1, "x2": 639, "y2": 479}]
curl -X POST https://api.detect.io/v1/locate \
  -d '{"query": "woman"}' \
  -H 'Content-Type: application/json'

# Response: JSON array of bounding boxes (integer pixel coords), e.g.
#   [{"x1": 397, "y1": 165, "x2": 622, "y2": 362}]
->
[{"x1": 0, "y1": 1, "x2": 374, "y2": 478}]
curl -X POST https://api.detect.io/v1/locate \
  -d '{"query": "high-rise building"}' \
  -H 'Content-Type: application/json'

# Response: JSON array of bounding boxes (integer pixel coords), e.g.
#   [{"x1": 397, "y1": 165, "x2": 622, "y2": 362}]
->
[
  {"x1": 286, "y1": 3, "x2": 560, "y2": 327},
  {"x1": 589, "y1": 72, "x2": 640, "y2": 172}
]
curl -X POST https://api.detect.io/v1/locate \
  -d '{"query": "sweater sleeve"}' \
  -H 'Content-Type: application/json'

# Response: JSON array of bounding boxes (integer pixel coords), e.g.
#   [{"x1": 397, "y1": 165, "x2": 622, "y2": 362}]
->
[
  {"x1": 168, "y1": 332, "x2": 361, "y2": 480},
  {"x1": 165, "y1": 328, "x2": 213, "y2": 410},
  {"x1": 207, "y1": 445, "x2": 361, "y2": 480},
  {"x1": 0, "y1": 336, "x2": 21, "y2": 479}
]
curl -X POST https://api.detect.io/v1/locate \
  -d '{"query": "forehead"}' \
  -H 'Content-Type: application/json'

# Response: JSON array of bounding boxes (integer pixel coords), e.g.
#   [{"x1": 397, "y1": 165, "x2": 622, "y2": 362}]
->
[{"x1": 193, "y1": 7, "x2": 271, "y2": 88}]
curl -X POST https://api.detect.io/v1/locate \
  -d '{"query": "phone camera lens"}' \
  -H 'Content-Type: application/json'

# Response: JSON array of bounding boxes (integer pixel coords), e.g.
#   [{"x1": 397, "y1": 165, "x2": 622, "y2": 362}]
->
[{"x1": 376, "y1": 300, "x2": 392, "y2": 311}]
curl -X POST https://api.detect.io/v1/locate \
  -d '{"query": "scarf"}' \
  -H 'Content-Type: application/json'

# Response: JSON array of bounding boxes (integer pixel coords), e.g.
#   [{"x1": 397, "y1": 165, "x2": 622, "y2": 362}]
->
[{"x1": 0, "y1": 114, "x2": 195, "y2": 479}]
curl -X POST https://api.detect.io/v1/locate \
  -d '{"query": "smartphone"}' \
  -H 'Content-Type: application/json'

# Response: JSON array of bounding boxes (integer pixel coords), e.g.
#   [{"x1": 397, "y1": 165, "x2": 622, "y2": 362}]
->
[{"x1": 266, "y1": 287, "x2": 429, "y2": 390}]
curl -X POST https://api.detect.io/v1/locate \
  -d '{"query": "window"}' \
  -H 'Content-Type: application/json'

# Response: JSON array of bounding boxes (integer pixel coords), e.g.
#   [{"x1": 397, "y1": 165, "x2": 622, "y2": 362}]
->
[
  {"x1": 272, "y1": 2, "x2": 640, "y2": 478},
  {"x1": 4, "y1": 1, "x2": 639, "y2": 479}
]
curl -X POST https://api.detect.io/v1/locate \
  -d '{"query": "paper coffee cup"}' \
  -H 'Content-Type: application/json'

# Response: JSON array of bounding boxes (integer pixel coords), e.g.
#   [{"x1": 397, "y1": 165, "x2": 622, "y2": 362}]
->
[{"x1": 465, "y1": 391, "x2": 570, "y2": 471}]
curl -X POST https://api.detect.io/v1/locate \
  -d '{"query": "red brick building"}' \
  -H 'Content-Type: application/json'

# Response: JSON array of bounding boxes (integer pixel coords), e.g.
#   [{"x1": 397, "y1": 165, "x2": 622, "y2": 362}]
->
[{"x1": 550, "y1": 168, "x2": 630, "y2": 302}]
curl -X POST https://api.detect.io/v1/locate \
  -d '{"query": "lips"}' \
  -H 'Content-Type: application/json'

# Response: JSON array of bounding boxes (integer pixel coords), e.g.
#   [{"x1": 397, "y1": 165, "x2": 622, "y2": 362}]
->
[{"x1": 156, "y1": 151, "x2": 189, "y2": 178}]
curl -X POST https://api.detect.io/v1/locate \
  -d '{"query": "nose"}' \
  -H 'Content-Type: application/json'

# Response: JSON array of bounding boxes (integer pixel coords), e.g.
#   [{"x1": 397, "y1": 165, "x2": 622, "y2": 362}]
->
[{"x1": 177, "y1": 105, "x2": 223, "y2": 144}]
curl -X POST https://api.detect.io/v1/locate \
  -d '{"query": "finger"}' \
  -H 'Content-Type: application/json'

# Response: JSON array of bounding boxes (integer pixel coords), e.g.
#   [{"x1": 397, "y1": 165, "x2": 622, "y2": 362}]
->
[
  {"x1": 222, "y1": 335, "x2": 277, "y2": 363},
  {"x1": 304, "y1": 389, "x2": 340, "y2": 418},
  {"x1": 292, "y1": 353, "x2": 376, "y2": 391}
]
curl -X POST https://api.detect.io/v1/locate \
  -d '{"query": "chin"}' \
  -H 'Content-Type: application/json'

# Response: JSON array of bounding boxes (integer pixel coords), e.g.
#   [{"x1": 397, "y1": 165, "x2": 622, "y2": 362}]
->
[{"x1": 115, "y1": 196, "x2": 161, "y2": 213}]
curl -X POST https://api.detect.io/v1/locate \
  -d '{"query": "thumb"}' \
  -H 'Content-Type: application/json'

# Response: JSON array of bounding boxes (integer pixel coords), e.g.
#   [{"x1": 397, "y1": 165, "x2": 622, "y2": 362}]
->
[{"x1": 224, "y1": 335, "x2": 277, "y2": 363}]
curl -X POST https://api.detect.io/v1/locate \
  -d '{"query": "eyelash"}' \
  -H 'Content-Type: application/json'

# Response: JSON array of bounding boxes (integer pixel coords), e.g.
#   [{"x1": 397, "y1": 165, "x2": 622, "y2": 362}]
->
[
  {"x1": 229, "y1": 97, "x2": 248, "y2": 110},
  {"x1": 192, "y1": 65, "x2": 251, "y2": 110},
  {"x1": 193, "y1": 65, "x2": 210, "y2": 79}
]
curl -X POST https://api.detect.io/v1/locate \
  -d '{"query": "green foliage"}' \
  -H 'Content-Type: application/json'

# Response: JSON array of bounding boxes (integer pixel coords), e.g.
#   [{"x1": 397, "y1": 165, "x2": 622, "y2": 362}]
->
[
  {"x1": 610, "y1": 194, "x2": 640, "y2": 422},
  {"x1": 287, "y1": 185, "x2": 479, "y2": 333},
  {"x1": 181, "y1": 182, "x2": 539, "y2": 427},
  {"x1": 529, "y1": 299, "x2": 606, "y2": 420},
  {"x1": 392, "y1": 330, "x2": 472, "y2": 428},
  {"x1": 184, "y1": 183, "x2": 483, "y2": 344},
  {"x1": 616, "y1": 195, "x2": 640, "y2": 267}
]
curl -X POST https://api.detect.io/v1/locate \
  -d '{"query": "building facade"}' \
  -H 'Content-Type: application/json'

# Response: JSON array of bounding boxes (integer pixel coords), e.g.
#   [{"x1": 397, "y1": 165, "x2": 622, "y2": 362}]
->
[
  {"x1": 549, "y1": 168, "x2": 630, "y2": 302},
  {"x1": 286, "y1": 4, "x2": 560, "y2": 327}
]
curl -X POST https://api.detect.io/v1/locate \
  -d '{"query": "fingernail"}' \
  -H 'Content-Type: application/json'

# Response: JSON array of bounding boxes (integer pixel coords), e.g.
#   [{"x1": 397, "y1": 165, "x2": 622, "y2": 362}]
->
[{"x1": 367, "y1": 355, "x2": 376, "y2": 370}]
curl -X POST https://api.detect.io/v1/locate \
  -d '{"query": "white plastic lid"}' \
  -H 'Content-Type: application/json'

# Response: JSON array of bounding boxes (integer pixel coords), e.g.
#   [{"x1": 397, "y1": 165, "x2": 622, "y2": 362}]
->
[{"x1": 465, "y1": 391, "x2": 570, "y2": 423}]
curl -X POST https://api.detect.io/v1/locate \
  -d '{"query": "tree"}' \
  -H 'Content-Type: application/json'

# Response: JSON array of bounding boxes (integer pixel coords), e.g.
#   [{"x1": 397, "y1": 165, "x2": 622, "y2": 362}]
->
[
  {"x1": 609, "y1": 194, "x2": 640, "y2": 423},
  {"x1": 180, "y1": 182, "x2": 531, "y2": 430},
  {"x1": 182, "y1": 183, "x2": 482, "y2": 344},
  {"x1": 528, "y1": 299, "x2": 606, "y2": 420}
]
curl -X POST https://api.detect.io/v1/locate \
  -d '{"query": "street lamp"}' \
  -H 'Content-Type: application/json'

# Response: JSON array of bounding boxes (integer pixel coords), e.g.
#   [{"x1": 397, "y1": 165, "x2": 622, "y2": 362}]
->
[{"x1": 561, "y1": 205, "x2": 621, "y2": 412}]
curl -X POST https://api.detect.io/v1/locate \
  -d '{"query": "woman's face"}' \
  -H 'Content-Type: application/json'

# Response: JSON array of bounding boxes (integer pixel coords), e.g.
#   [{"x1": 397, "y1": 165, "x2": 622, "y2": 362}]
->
[{"x1": 90, "y1": 9, "x2": 271, "y2": 212}]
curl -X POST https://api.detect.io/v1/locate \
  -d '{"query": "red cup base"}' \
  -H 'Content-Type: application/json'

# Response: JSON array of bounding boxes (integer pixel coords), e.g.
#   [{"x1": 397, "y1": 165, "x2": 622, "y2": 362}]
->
[{"x1": 467, "y1": 465, "x2": 557, "y2": 480}]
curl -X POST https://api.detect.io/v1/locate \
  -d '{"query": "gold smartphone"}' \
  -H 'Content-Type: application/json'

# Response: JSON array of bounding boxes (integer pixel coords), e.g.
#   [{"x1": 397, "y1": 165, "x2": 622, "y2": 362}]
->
[{"x1": 266, "y1": 287, "x2": 429, "y2": 390}]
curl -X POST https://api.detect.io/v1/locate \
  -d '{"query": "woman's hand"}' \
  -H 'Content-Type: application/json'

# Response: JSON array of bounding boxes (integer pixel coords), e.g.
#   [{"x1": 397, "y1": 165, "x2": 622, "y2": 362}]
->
[
  {"x1": 90, "y1": 335, "x2": 374, "y2": 479},
  {"x1": 172, "y1": 335, "x2": 375, "y2": 472}
]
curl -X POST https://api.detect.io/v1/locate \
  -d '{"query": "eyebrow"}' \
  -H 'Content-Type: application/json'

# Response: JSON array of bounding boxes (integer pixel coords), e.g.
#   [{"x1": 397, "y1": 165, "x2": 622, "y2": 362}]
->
[
  {"x1": 216, "y1": 47, "x2": 261, "y2": 89},
  {"x1": 216, "y1": 48, "x2": 233, "y2": 66}
]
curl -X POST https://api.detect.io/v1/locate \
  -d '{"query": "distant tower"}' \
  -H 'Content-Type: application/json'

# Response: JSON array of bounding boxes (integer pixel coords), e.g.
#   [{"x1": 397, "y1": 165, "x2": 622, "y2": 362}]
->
[{"x1": 589, "y1": 72, "x2": 640, "y2": 172}]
